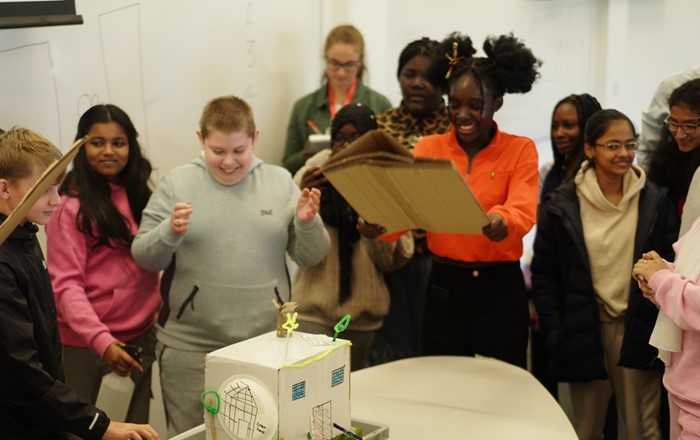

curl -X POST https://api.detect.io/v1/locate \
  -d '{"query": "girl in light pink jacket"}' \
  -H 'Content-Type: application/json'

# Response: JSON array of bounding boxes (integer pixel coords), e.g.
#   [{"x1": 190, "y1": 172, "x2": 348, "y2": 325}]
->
[{"x1": 634, "y1": 215, "x2": 700, "y2": 438}]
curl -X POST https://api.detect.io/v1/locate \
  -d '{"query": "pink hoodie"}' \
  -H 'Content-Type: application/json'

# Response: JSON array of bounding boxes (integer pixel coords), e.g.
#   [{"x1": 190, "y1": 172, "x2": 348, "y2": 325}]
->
[
  {"x1": 46, "y1": 184, "x2": 161, "y2": 358},
  {"x1": 648, "y1": 217, "x2": 700, "y2": 415}
]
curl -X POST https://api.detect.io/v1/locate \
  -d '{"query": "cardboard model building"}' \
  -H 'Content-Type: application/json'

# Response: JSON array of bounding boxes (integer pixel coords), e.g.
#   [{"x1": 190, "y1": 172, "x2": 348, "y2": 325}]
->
[{"x1": 204, "y1": 331, "x2": 351, "y2": 440}]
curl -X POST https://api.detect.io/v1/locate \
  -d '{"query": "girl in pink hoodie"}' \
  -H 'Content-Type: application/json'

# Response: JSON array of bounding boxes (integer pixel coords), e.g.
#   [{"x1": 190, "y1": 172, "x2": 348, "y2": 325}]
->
[{"x1": 46, "y1": 104, "x2": 161, "y2": 424}]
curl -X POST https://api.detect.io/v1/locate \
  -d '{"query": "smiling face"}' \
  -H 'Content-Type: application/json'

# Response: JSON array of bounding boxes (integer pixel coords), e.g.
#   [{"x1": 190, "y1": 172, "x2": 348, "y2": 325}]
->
[
  {"x1": 199, "y1": 129, "x2": 258, "y2": 186},
  {"x1": 584, "y1": 119, "x2": 636, "y2": 182},
  {"x1": 668, "y1": 104, "x2": 700, "y2": 153},
  {"x1": 399, "y1": 55, "x2": 442, "y2": 117},
  {"x1": 447, "y1": 73, "x2": 502, "y2": 151},
  {"x1": 325, "y1": 42, "x2": 361, "y2": 92},
  {"x1": 85, "y1": 121, "x2": 129, "y2": 182},
  {"x1": 551, "y1": 102, "x2": 580, "y2": 156}
]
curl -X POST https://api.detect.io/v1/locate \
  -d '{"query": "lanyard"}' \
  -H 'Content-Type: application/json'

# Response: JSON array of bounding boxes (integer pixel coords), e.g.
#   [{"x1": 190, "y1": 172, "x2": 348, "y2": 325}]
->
[{"x1": 328, "y1": 79, "x2": 358, "y2": 120}]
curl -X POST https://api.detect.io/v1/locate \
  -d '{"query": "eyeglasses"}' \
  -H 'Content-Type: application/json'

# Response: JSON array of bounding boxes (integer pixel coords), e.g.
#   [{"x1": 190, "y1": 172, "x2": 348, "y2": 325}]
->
[
  {"x1": 331, "y1": 133, "x2": 361, "y2": 147},
  {"x1": 593, "y1": 140, "x2": 640, "y2": 152},
  {"x1": 664, "y1": 116, "x2": 700, "y2": 135},
  {"x1": 326, "y1": 59, "x2": 360, "y2": 72}
]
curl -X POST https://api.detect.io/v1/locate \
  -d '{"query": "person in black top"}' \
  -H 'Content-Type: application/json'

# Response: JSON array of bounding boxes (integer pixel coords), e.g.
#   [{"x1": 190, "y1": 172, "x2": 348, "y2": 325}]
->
[{"x1": 0, "y1": 127, "x2": 159, "y2": 440}]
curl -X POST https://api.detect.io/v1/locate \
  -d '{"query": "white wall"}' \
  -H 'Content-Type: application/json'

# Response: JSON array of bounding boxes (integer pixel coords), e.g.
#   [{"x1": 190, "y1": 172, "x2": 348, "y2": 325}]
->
[
  {"x1": 0, "y1": 0, "x2": 325, "y2": 179},
  {"x1": 340, "y1": 0, "x2": 700, "y2": 167},
  {"x1": 1, "y1": 0, "x2": 698, "y2": 174}
]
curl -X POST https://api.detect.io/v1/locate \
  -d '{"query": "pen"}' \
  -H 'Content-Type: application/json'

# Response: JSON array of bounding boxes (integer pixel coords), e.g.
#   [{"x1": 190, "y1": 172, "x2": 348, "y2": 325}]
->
[{"x1": 306, "y1": 120, "x2": 321, "y2": 134}]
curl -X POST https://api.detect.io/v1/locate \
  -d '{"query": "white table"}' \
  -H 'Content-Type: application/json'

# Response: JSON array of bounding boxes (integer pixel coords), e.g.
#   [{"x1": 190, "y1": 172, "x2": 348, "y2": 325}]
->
[
  {"x1": 351, "y1": 356, "x2": 577, "y2": 440},
  {"x1": 170, "y1": 356, "x2": 576, "y2": 440}
]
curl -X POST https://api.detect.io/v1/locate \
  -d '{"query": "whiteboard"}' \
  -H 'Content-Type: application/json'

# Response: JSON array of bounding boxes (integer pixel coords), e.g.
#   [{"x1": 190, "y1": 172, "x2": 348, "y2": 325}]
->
[{"x1": 0, "y1": 0, "x2": 325, "y2": 179}]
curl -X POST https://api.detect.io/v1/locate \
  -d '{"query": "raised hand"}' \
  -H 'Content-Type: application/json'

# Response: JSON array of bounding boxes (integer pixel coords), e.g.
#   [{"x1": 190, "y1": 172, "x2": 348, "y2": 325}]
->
[{"x1": 296, "y1": 188, "x2": 321, "y2": 223}]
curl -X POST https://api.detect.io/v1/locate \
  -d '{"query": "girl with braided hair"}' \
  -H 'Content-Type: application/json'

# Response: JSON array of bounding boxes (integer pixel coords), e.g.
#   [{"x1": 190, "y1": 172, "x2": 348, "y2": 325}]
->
[
  {"x1": 526, "y1": 93, "x2": 603, "y2": 402},
  {"x1": 541, "y1": 93, "x2": 602, "y2": 202},
  {"x1": 415, "y1": 32, "x2": 541, "y2": 368}
]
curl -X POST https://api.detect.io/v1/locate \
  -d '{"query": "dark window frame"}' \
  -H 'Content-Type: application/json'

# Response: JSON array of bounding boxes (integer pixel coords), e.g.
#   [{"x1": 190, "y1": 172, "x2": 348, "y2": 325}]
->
[{"x1": 0, "y1": 1, "x2": 83, "y2": 29}]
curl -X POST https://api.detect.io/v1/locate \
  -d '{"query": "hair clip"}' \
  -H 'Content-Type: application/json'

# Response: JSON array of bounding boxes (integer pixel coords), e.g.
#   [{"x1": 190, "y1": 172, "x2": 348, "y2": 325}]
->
[{"x1": 444, "y1": 41, "x2": 463, "y2": 79}]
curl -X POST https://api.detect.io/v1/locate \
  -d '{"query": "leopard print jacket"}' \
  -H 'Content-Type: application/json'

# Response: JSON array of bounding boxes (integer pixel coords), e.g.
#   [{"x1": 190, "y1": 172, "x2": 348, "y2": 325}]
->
[{"x1": 376, "y1": 101, "x2": 451, "y2": 151}]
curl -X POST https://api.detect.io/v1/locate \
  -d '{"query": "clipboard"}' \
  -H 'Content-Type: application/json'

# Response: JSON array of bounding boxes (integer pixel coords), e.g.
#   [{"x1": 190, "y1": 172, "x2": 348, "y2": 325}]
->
[
  {"x1": 321, "y1": 130, "x2": 489, "y2": 234},
  {"x1": 0, "y1": 136, "x2": 87, "y2": 245},
  {"x1": 304, "y1": 133, "x2": 331, "y2": 155}
]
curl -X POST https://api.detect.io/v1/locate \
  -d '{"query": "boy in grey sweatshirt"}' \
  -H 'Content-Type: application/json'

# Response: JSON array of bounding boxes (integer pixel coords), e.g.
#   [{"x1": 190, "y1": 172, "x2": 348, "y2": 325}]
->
[{"x1": 131, "y1": 96, "x2": 330, "y2": 436}]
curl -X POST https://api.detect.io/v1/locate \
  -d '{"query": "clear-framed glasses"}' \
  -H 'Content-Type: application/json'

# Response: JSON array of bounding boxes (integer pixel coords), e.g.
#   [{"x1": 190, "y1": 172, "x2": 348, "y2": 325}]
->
[
  {"x1": 664, "y1": 116, "x2": 700, "y2": 135},
  {"x1": 593, "y1": 140, "x2": 640, "y2": 152},
  {"x1": 331, "y1": 133, "x2": 361, "y2": 147},
  {"x1": 326, "y1": 59, "x2": 360, "y2": 72}
]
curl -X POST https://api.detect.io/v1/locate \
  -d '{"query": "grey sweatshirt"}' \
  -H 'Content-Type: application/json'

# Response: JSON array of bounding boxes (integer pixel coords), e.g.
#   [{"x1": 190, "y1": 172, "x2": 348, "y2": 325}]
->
[{"x1": 132, "y1": 154, "x2": 330, "y2": 351}]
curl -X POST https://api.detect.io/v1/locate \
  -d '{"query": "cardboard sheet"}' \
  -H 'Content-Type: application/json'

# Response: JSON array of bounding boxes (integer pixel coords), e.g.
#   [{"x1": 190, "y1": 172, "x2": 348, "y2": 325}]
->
[{"x1": 321, "y1": 130, "x2": 489, "y2": 234}]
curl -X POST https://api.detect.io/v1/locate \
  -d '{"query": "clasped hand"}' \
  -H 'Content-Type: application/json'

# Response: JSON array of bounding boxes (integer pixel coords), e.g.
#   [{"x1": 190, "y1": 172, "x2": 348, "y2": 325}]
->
[{"x1": 631, "y1": 251, "x2": 667, "y2": 301}]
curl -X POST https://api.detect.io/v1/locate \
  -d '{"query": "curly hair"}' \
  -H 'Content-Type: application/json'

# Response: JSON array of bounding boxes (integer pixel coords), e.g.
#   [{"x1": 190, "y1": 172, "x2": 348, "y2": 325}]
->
[
  {"x1": 425, "y1": 32, "x2": 541, "y2": 104},
  {"x1": 647, "y1": 79, "x2": 700, "y2": 201},
  {"x1": 60, "y1": 104, "x2": 153, "y2": 249}
]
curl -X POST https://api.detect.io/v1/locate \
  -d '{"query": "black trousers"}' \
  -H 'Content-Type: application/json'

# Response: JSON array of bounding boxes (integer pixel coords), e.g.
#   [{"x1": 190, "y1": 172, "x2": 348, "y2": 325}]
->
[{"x1": 421, "y1": 259, "x2": 529, "y2": 368}]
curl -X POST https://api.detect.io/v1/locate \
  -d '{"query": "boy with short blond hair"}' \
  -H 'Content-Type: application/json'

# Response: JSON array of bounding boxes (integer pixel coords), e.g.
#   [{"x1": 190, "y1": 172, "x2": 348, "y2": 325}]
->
[
  {"x1": 0, "y1": 126, "x2": 64, "y2": 180},
  {"x1": 132, "y1": 95, "x2": 330, "y2": 436},
  {"x1": 0, "y1": 127, "x2": 159, "y2": 440},
  {"x1": 199, "y1": 95, "x2": 256, "y2": 137}
]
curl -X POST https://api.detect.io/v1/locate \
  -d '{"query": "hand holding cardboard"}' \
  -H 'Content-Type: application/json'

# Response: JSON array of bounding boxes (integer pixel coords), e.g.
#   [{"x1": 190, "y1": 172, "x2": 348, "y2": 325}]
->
[{"x1": 321, "y1": 130, "x2": 489, "y2": 234}]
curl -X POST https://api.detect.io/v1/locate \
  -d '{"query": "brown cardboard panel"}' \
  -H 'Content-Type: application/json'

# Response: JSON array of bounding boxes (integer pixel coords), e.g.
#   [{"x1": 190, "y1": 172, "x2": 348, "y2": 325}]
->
[
  {"x1": 324, "y1": 129, "x2": 411, "y2": 166},
  {"x1": 321, "y1": 130, "x2": 489, "y2": 234}
]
